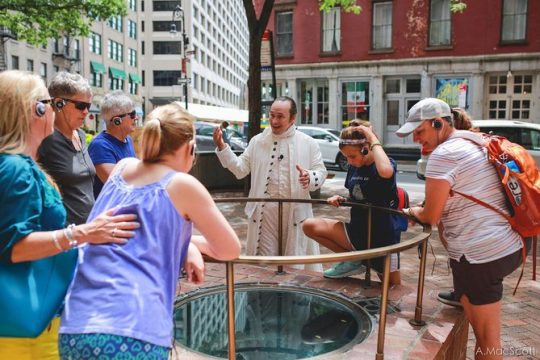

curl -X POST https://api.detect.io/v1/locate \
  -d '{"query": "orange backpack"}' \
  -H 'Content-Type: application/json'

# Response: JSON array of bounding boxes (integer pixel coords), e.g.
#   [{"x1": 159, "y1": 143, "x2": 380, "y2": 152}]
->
[
  {"x1": 454, "y1": 131, "x2": 540, "y2": 293},
  {"x1": 454, "y1": 131, "x2": 540, "y2": 238}
]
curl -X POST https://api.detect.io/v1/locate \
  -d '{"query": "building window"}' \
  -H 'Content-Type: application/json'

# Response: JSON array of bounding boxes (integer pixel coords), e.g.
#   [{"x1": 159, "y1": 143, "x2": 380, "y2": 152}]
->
[
  {"x1": 372, "y1": 1, "x2": 393, "y2": 50},
  {"x1": 128, "y1": 0, "x2": 136, "y2": 11},
  {"x1": 153, "y1": 70, "x2": 181, "y2": 86},
  {"x1": 108, "y1": 15, "x2": 123, "y2": 32},
  {"x1": 487, "y1": 74, "x2": 532, "y2": 120},
  {"x1": 321, "y1": 7, "x2": 340, "y2": 53},
  {"x1": 429, "y1": 0, "x2": 451, "y2": 46},
  {"x1": 40, "y1": 63, "x2": 47, "y2": 83},
  {"x1": 501, "y1": 0, "x2": 527, "y2": 43},
  {"x1": 11, "y1": 55, "x2": 19, "y2": 70},
  {"x1": 153, "y1": 21, "x2": 181, "y2": 32},
  {"x1": 383, "y1": 77, "x2": 421, "y2": 135},
  {"x1": 108, "y1": 40, "x2": 124, "y2": 62},
  {"x1": 299, "y1": 80, "x2": 329, "y2": 125},
  {"x1": 27, "y1": 59, "x2": 34, "y2": 72},
  {"x1": 128, "y1": 20, "x2": 137, "y2": 39},
  {"x1": 152, "y1": 0, "x2": 178, "y2": 12},
  {"x1": 91, "y1": 72, "x2": 103, "y2": 88},
  {"x1": 128, "y1": 48, "x2": 137, "y2": 67},
  {"x1": 89, "y1": 32, "x2": 102, "y2": 54},
  {"x1": 153, "y1": 41, "x2": 182, "y2": 54},
  {"x1": 73, "y1": 39, "x2": 80, "y2": 60},
  {"x1": 276, "y1": 11, "x2": 293, "y2": 56},
  {"x1": 341, "y1": 81, "x2": 370, "y2": 126},
  {"x1": 109, "y1": 77, "x2": 124, "y2": 91},
  {"x1": 129, "y1": 79, "x2": 138, "y2": 95}
]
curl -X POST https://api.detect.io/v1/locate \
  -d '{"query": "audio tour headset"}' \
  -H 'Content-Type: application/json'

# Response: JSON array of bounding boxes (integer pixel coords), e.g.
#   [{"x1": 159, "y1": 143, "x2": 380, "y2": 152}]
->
[
  {"x1": 111, "y1": 116, "x2": 123, "y2": 126},
  {"x1": 35, "y1": 98, "x2": 66, "y2": 117},
  {"x1": 35, "y1": 102, "x2": 46, "y2": 117},
  {"x1": 432, "y1": 119, "x2": 443, "y2": 129}
]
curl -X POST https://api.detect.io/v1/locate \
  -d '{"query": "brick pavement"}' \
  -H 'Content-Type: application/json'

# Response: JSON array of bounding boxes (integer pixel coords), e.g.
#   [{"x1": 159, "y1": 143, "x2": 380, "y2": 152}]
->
[{"x1": 185, "y1": 167, "x2": 540, "y2": 359}]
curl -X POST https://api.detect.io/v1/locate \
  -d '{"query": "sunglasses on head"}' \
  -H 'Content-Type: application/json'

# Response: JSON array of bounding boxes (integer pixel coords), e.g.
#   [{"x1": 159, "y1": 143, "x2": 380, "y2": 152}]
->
[
  {"x1": 113, "y1": 110, "x2": 137, "y2": 120},
  {"x1": 63, "y1": 98, "x2": 92, "y2": 111}
]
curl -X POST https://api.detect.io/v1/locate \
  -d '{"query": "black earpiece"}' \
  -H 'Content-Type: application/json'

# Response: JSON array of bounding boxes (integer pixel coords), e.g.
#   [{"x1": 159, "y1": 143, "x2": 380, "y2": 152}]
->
[
  {"x1": 35, "y1": 102, "x2": 46, "y2": 117},
  {"x1": 112, "y1": 117, "x2": 123, "y2": 126},
  {"x1": 361, "y1": 147, "x2": 369, "y2": 156},
  {"x1": 432, "y1": 119, "x2": 443, "y2": 130},
  {"x1": 190, "y1": 144, "x2": 195, "y2": 156},
  {"x1": 54, "y1": 99, "x2": 65, "y2": 110}
]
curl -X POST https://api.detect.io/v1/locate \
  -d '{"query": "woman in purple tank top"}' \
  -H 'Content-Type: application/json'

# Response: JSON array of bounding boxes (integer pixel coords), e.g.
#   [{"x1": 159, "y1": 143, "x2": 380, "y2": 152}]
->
[{"x1": 59, "y1": 102, "x2": 241, "y2": 359}]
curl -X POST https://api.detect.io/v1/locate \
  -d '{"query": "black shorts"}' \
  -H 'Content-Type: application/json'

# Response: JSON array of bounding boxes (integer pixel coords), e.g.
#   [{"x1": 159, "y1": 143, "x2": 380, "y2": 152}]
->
[{"x1": 450, "y1": 248, "x2": 523, "y2": 306}]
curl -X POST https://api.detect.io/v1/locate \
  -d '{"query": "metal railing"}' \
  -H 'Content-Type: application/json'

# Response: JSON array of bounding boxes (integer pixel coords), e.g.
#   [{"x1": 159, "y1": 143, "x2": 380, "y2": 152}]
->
[{"x1": 205, "y1": 197, "x2": 432, "y2": 360}]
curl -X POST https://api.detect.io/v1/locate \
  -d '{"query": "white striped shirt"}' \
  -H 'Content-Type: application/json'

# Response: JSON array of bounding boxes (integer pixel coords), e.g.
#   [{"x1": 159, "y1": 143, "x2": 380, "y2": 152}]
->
[{"x1": 426, "y1": 134, "x2": 522, "y2": 263}]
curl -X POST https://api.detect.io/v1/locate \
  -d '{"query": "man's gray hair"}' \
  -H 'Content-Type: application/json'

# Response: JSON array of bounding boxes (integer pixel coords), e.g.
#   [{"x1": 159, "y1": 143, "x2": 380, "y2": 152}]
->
[
  {"x1": 100, "y1": 90, "x2": 134, "y2": 125},
  {"x1": 48, "y1": 71, "x2": 92, "y2": 98}
]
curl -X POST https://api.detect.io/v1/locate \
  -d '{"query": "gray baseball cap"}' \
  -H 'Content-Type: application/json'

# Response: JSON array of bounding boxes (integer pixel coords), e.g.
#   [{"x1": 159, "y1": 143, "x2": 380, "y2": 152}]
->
[{"x1": 396, "y1": 98, "x2": 451, "y2": 137}]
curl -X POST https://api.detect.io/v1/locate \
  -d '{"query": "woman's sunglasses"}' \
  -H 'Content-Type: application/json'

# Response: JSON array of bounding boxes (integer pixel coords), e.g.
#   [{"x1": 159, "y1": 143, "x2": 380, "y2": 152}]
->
[
  {"x1": 113, "y1": 110, "x2": 137, "y2": 120},
  {"x1": 63, "y1": 98, "x2": 92, "y2": 111}
]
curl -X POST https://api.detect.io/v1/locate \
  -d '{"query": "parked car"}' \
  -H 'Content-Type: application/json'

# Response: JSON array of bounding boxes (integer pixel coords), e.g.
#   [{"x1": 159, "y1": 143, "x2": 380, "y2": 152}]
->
[
  {"x1": 416, "y1": 120, "x2": 540, "y2": 179},
  {"x1": 195, "y1": 121, "x2": 248, "y2": 151},
  {"x1": 297, "y1": 126, "x2": 348, "y2": 171}
]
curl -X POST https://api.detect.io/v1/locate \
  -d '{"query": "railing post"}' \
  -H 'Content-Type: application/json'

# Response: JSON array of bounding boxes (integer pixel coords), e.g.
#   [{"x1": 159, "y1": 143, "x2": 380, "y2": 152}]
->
[
  {"x1": 365, "y1": 207, "x2": 372, "y2": 287},
  {"x1": 375, "y1": 254, "x2": 391, "y2": 360},
  {"x1": 226, "y1": 261, "x2": 236, "y2": 360},
  {"x1": 276, "y1": 200, "x2": 285, "y2": 274},
  {"x1": 410, "y1": 237, "x2": 428, "y2": 327}
]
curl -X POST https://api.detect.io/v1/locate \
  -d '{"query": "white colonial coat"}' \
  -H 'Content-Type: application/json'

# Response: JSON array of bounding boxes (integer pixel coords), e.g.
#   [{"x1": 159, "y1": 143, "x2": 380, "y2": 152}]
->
[{"x1": 216, "y1": 127, "x2": 327, "y2": 271}]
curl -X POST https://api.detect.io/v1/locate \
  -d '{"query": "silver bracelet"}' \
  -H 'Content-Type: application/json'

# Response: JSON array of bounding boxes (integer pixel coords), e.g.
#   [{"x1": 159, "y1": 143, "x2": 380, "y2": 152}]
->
[
  {"x1": 63, "y1": 224, "x2": 78, "y2": 249},
  {"x1": 51, "y1": 230, "x2": 63, "y2": 251}
]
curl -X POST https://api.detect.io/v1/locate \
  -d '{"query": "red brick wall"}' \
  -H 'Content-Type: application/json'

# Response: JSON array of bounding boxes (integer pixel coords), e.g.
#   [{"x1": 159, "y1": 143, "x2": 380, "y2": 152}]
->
[{"x1": 263, "y1": 0, "x2": 540, "y2": 64}]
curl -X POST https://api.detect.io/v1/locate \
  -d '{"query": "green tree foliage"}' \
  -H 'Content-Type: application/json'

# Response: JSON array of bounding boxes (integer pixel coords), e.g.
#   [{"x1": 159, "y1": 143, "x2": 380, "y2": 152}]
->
[
  {"x1": 450, "y1": 0, "x2": 467, "y2": 13},
  {"x1": 0, "y1": 0, "x2": 127, "y2": 45},
  {"x1": 319, "y1": 0, "x2": 361, "y2": 14}
]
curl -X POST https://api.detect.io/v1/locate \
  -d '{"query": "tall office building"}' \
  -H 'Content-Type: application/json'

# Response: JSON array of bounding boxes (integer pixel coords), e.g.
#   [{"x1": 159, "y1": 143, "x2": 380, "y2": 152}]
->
[
  {"x1": 0, "y1": 0, "x2": 250, "y2": 130},
  {"x1": 141, "y1": 0, "x2": 249, "y2": 110}
]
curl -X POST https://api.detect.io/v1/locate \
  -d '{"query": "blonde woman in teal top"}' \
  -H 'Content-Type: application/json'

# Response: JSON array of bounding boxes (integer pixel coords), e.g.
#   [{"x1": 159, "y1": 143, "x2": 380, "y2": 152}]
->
[{"x1": 0, "y1": 70, "x2": 139, "y2": 359}]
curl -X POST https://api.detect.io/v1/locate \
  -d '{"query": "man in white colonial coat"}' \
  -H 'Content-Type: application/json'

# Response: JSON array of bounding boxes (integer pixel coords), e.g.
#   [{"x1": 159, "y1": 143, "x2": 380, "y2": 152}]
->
[{"x1": 213, "y1": 97, "x2": 327, "y2": 272}]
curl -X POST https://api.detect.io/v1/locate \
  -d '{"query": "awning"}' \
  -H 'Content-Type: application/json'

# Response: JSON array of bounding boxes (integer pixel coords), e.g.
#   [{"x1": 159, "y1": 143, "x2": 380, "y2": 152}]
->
[
  {"x1": 109, "y1": 67, "x2": 126, "y2": 80},
  {"x1": 90, "y1": 61, "x2": 106, "y2": 74},
  {"x1": 129, "y1": 73, "x2": 142, "y2": 84}
]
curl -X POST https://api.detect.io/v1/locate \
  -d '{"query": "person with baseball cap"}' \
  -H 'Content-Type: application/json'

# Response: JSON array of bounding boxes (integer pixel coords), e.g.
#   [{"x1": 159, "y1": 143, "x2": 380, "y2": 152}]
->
[{"x1": 398, "y1": 98, "x2": 523, "y2": 359}]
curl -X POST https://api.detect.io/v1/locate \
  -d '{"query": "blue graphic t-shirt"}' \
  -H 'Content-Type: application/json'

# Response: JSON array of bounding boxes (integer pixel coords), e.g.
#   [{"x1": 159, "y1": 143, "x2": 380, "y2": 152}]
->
[{"x1": 345, "y1": 158, "x2": 400, "y2": 246}]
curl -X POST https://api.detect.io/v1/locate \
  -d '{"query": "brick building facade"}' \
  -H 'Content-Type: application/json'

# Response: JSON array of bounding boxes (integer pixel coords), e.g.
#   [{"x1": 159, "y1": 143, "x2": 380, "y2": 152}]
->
[{"x1": 261, "y1": 0, "x2": 540, "y2": 148}]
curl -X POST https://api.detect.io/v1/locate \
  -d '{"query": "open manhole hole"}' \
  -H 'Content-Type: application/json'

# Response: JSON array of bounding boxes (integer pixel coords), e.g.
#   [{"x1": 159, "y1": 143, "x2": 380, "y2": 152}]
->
[{"x1": 173, "y1": 284, "x2": 373, "y2": 359}]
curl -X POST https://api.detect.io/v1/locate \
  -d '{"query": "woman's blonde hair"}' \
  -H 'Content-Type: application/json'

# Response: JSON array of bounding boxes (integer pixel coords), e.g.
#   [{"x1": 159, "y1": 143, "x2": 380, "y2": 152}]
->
[
  {"x1": 0, "y1": 70, "x2": 48, "y2": 154},
  {"x1": 141, "y1": 102, "x2": 195, "y2": 162},
  {"x1": 339, "y1": 119, "x2": 374, "y2": 149},
  {"x1": 451, "y1": 107, "x2": 474, "y2": 131}
]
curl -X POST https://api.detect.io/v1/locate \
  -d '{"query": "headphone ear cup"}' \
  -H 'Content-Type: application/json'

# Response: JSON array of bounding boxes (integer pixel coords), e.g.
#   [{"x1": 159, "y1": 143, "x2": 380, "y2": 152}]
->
[
  {"x1": 54, "y1": 99, "x2": 65, "y2": 110},
  {"x1": 361, "y1": 147, "x2": 369, "y2": 156},
  {"x1": 432, "y1": 120, "x2": 442, "y2": 129},
  {"x1": 35, "y1": 102, "x2": 46, "y2": 117},
  {"x1": 113, "y1": 117, "x2": 122, "y2": 126}
]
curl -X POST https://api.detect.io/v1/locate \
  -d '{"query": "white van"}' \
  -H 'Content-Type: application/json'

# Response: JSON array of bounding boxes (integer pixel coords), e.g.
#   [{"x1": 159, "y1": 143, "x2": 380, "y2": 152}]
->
[{"x1": 416, "y1": 120, "x2": 540, "y2": 179}]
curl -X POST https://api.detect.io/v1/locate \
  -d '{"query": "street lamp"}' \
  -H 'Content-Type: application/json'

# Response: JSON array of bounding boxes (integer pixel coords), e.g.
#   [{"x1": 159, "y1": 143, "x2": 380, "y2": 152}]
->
[{"x1": 170, "y1": 3, "x2": 190, "y2": 109}]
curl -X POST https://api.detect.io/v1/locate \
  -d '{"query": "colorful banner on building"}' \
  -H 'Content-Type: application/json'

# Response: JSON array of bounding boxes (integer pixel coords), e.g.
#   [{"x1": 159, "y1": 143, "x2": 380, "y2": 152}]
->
[{"x1": 435, "y1": 78, "x2": 468, "y2": 108}]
